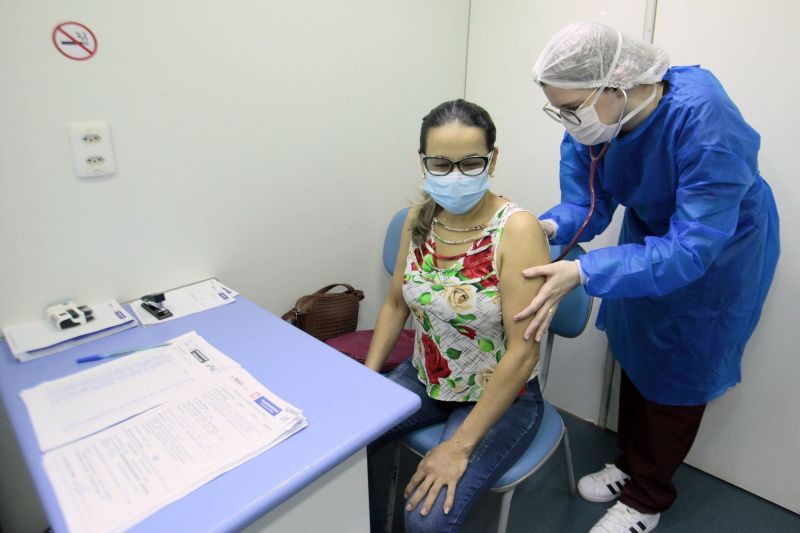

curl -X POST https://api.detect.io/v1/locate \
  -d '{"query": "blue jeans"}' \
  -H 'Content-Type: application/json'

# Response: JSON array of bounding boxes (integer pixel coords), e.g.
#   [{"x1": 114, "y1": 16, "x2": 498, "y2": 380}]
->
[{"x1": 369, "y1": 359, "x2": 544, "y2": 533}]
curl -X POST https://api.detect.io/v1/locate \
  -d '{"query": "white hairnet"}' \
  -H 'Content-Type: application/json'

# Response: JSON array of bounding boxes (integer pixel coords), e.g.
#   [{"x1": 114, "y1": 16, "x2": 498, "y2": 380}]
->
[{"x1": 532, "y1": 22, "x2": 670, "y2": 90}]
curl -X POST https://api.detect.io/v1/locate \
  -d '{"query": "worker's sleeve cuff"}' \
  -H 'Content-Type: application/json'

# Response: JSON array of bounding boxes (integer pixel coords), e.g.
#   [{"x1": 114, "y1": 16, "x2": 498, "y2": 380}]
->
[
  {"x1": 540, "y1": 218, "x2": 559, "y2": 240},
  {"x1": 574, "y1": 259, "x2": 589, "y2": 286}
]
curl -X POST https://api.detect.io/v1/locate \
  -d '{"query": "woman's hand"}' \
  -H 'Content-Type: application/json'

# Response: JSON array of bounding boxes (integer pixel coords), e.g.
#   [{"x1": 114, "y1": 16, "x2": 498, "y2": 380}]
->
[
  {"x1": 513, "y1": 260, "x2": 581, "y2": 342},
  {"x1": 404, "y1": 439, "x2": 471, "y2": 516}
]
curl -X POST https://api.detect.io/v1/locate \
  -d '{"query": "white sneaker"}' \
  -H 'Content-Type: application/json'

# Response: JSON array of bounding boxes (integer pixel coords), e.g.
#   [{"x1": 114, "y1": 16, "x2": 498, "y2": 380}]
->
[
  {"x1": 578, "y1": 464, "x2": 630, "y2": 502},
  {"x1": 590, "y1": 502, "x2": 660, "y2": 533}
]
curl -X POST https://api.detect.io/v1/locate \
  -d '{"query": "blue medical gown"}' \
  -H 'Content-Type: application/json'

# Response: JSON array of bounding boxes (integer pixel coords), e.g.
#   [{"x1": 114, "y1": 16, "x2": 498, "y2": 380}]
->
[{"x1": 541, "y1": 66, "x2": 780, "y2": 405}]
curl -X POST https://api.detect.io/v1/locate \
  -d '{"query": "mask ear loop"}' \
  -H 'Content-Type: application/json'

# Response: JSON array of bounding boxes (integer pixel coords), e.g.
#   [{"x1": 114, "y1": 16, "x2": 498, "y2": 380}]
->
[{"x1": 607, "y1": 88, "x2": 629, "y2": 144}]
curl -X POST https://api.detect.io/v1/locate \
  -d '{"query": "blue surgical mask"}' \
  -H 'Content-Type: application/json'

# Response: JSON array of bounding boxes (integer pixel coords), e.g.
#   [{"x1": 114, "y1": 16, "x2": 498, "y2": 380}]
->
[{"x1": 423, "y1": 169, "x2": 490, "y2": 214}]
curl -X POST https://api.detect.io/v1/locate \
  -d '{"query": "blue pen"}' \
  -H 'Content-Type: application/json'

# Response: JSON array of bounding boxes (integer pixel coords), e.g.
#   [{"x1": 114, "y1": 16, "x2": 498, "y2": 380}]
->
[{"x1": 76, "y1": 343, "x2": 171, "y2": 363}]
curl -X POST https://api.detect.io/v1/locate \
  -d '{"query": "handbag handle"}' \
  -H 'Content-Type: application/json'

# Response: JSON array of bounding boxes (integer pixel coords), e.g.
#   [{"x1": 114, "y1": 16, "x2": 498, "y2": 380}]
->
[{"x1": 312, "y1": 284, "x2": 364, "y2": 301}]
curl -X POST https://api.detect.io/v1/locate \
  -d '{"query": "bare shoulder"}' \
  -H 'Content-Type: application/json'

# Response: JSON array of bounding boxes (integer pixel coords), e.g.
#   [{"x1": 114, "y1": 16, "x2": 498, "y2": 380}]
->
[
  {"x1": 502, "y1": 210, "x2": 546, "y2": 244},
  {"x1": 497, "y1": 209, "x2": 549, "y2": 275}
]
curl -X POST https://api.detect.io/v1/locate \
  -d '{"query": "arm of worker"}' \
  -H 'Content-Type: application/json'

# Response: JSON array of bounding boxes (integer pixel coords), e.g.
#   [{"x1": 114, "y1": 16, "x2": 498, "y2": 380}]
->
[
  {"x1": 577, "y1": 145, "x2": 754, "y2": 299},
  {"x1": 364, "y1": 209, "x2": 415, "y2": 372},
  {"x1": 540, "y1": 134, "x2": 618, "y2": 244},
  {"x1": 403, "y1": 211, "x2": 550, "y2": 516}
]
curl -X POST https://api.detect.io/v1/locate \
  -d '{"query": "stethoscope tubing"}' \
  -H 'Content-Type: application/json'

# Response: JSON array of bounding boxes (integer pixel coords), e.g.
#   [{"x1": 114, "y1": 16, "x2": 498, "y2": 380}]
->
[{"x1": 551, "y1": 141, "x2": 610, "y2": 263}]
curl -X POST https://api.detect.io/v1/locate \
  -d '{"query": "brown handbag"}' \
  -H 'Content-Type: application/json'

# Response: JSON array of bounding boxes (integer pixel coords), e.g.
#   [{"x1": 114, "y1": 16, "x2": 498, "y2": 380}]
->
[{"x1": 281, "y1": 284, "x2": 365, "y2": 341}]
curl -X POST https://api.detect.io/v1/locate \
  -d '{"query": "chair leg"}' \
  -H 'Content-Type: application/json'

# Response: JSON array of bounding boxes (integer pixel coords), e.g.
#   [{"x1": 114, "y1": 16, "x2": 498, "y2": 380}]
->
[
  {"x1": 562, "y1": 428, "x2": 577, "y2": 497},
  {"x1": 496, "y1": 488, "x2": 515, "y2": 533},
  {"x1": 385, "y1": 442, "x2": 402, "y2": 533}
]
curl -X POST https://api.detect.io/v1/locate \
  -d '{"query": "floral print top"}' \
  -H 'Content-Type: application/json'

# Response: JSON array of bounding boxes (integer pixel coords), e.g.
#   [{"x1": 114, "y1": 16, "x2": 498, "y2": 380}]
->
[{"x1": 402, "y1": 202, "x2": 539, "y2": 402}]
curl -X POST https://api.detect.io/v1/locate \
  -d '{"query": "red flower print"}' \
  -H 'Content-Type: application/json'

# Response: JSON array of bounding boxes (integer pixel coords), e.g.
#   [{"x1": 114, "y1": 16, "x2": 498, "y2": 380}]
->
[
  {"x1": 421, "y1": 334, "x2": 451, "y2": 383},
  {"x1": 474, "y1": 235, "x2": 492, "y2": 249},
  {"x1": 456, "y1": 325, "x2": 477, "y2": 339},
  {"x1": 460, "y1": 240, "x2": 495, "y2": 280},
  {"x1": 411, "y1": 247, "x2": 424, "y2": 271},
  {"x1": 461, "y1": 254, "x2": 492, "y2": 278},
  {"x1": 480, "y1": 273, "x2": 499, "y2": 289}
]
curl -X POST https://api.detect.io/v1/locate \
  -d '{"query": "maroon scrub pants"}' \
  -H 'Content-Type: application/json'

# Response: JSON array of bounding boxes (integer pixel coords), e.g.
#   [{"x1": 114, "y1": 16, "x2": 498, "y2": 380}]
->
[{"x1": 614, "y1": 370, "x2": 707, "y2": 514}]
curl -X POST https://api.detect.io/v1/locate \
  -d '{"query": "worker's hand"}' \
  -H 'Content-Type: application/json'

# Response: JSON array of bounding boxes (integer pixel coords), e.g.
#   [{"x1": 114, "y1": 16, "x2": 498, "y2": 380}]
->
[
  {"x1": 539, "y1": 219, "x2": 557, "y2": 239},
  {"x1": 404, "y1": 438, "x2": 470, "y2": 516},
  {"x1": 513, "y1": 260, "x2": 581, "y2": 342}
]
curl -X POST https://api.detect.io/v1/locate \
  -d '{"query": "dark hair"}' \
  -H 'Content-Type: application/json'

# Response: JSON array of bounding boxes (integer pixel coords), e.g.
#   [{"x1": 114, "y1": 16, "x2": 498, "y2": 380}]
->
[{"x1": 411, "y1": 99, "x2": 496, "y2": 245}]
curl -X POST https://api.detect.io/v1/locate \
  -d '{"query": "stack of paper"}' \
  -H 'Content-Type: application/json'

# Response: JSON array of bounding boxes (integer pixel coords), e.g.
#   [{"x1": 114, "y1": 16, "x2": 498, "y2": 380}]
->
[
  {"x1": 130, "y1": 279, "x2": 239, "y2": 326},
  {"x1": 2, "y1": 301, "x2": 137, "y2": 363},
  {"x1": 20, "y1": 332, "x2": 306, "y2": 533}
]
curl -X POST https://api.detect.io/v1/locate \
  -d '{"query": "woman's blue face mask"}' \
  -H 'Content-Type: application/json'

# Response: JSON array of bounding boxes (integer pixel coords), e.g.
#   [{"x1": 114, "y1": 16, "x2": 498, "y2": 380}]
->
[{"x1": 422, "y1": 153, "x2": 492, "y2": 214}]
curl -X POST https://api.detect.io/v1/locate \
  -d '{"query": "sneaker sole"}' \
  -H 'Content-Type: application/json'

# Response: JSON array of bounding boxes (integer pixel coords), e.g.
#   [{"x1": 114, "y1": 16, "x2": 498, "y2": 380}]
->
[{"x1": 578, "y1": 489, "x2": 622, "y2": 503}]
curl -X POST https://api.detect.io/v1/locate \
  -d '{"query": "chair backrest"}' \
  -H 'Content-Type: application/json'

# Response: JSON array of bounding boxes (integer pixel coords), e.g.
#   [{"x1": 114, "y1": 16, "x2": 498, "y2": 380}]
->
[
  {"x1": 383, "y1": 207, "x2": 410, "y2": 275},
  {"x1": 547, "y1": 244, "x2": 593, "y2": 338},
  {"x1": 539, "y1": 243, "x2": 594, "y2": 391}
]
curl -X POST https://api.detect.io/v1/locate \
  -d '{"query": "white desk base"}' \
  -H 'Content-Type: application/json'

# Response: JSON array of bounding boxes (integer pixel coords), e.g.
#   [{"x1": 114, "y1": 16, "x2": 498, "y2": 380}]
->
[{"x1": 244, "y1": 448, "x2": 369, "y2": 533}]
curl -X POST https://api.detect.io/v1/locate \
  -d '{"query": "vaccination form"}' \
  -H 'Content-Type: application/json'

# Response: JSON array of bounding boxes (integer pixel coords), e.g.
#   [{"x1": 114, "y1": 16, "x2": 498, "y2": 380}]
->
[
  {"x1": 20, "y1": 331, "x2": 240, "y2": 451},
  {"x1": 43, "y1": 368, "x2": 306, "y2": 533}
]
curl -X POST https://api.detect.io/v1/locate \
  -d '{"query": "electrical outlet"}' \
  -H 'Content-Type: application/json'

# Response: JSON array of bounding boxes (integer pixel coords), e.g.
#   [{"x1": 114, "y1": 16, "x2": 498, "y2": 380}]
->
[{"x1": 67, "y1": 121, "x2": 117, "y2": 178}]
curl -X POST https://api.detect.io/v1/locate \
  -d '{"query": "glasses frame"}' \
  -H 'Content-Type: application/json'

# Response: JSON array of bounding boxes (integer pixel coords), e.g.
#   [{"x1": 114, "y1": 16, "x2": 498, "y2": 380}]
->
[
  {"x1": 542, "y1": 87, "x2": 601, "y2": 126},
  {"x1": 421, "y1": 150, "x2": 494, "y2": 177}
]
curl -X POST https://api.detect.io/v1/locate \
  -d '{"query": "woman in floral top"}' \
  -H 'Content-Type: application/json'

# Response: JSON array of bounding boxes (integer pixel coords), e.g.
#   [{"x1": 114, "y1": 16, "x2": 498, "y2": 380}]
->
[{"x1": 366, "y1": 99, "x2": 550, "y2": 532}]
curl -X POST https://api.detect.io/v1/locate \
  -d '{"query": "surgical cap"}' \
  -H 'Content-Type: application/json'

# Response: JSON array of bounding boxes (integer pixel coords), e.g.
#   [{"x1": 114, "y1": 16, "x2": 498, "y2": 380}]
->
[{"x1": 533, "y1": 22, "x2": 670, "y2": 90}]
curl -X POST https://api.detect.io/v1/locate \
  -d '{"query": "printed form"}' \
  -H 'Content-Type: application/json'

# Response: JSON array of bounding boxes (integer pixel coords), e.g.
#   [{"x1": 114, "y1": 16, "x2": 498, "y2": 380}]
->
[
  {"x1": 43, "y1": 370, "x2": 306, "y2": 533},
  {"x1": 19, "y1": 332, "x2": 307, "y2": 532},
  {"x1": 21, "y1": 331, "x2": 240, "y2": 452}
]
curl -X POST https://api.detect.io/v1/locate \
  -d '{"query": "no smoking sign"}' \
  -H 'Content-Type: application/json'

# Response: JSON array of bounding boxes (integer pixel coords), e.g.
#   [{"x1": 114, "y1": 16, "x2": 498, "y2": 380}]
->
[{"x1": 52, "y1": 22, "x2": 98, "y2": 61}]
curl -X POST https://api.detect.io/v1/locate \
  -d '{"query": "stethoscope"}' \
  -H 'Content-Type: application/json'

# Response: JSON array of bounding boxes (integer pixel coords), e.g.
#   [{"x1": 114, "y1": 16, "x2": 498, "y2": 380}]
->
[
  {"x1": 551, "y1": 141, "x2": 611, "y2": 262},
  {"x1": 551, "y1": 89, "x2": 628, "y2": 263}
]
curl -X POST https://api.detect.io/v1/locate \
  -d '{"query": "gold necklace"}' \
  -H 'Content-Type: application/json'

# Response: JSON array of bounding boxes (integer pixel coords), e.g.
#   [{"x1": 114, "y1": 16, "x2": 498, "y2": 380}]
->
[
  {"x1": 432, "y1": 231, "x2": 482, "y2": 245},
  {"x1": 433, "y1": 217, "x2": 486, "y2": 232}
]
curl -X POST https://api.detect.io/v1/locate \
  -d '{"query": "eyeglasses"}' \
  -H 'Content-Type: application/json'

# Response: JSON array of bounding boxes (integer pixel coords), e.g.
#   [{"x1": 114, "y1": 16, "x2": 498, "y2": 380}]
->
[
  {"x1": 421, "y1": 151, "x2": 494, "y2": 177},
  {"x1": 542, "y1": 87, "x2": 601, "y2": 126}
]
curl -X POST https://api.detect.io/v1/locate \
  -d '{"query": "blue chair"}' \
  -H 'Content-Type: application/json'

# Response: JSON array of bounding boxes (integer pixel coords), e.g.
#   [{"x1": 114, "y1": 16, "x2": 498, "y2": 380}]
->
[
  {"x1": 385, "y1": 243, "x2": 593, "y2": 533},
  {"x1": 383, "y1": 208, "x2": 410, "y2": 273}
]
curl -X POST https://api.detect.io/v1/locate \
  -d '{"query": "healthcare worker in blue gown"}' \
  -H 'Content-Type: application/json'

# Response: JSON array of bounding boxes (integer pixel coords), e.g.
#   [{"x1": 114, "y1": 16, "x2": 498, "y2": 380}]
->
[{"x1": 515, "y1": 22, "x2": 780, "y2": 533}]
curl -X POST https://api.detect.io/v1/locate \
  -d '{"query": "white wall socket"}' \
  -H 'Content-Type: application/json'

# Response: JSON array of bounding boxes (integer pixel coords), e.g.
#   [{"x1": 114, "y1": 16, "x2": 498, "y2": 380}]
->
[{"x1": 67, "y1": 121, "x2": 117, "y2": 178}]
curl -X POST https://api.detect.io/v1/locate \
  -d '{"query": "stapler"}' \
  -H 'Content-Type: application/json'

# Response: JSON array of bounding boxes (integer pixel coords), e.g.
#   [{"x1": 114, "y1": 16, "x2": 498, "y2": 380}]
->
[{"x1": 141, "y1": 293, "x2": 173, "y2": 320}]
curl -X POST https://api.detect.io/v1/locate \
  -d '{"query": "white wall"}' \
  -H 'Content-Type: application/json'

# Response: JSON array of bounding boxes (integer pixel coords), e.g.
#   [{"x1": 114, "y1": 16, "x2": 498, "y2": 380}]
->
[
  {"x1": 653, "y1": 0, "x2": 800, "y2": 514},
  {"x1": 465, "y1": 0, "x2": 799, "y2": 514},
  {"x1": 465, "y1": 0, "x2": 647, "y2": 422},
  {"x1": 0, "y1": 2, "x2": 470, "y2": 531},
  {"x1": 0, "y1": 0, "x2": 470, "y2": 329}
]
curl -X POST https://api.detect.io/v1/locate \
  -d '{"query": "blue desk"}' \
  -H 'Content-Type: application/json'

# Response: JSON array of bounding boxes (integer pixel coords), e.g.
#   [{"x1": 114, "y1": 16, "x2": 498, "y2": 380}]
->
[{"x1": 0, "y1": 296, "x2": 420, "y2": 532}]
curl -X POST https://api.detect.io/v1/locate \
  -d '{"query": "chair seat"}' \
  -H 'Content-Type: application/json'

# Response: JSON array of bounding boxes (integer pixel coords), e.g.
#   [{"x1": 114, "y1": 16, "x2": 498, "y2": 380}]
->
[
  {"x1": 401, "y1": 401, "x2": 564, "y2": 490},
  {"x1": 325, "y1": 328, "x2": 414, "y2": 372}
]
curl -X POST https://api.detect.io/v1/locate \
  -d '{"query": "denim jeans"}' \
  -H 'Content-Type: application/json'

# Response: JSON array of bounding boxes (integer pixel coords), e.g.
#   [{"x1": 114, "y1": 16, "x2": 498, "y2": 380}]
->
[{"x1": 369, "y1": 359, "x2": 544, "y2": 533}]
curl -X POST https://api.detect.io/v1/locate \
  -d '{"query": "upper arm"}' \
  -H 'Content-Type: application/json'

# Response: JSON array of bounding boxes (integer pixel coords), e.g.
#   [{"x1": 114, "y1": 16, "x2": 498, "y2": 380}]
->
[{"x1": 497, "y1": 212, "x2": 551, "y2": 352}]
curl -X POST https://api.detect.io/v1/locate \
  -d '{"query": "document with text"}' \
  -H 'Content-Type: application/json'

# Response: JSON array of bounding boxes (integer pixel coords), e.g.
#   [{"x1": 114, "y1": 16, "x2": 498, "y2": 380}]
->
[
  {"x1": 21, "y1": 331, "x2": 240, "y2": 452},
  {"x1": 43, "y1": 368, "x2": 306, "y2": 533}
]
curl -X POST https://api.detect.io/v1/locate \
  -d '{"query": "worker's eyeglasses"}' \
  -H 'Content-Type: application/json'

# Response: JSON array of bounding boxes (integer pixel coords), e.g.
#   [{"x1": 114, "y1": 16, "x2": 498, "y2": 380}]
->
[
  {"x1": 421, "y1": 151, "x2": 494, "y2": 177},
  {"x1": 542, "y1": 87, "x2": 601, "y2": 126}
]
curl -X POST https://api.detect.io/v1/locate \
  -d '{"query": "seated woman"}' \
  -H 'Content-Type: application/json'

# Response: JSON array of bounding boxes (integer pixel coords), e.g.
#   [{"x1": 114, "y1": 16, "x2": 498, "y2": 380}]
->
[{"x1": 365, "y1": 99, "x2": 551, "y2": 532}]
